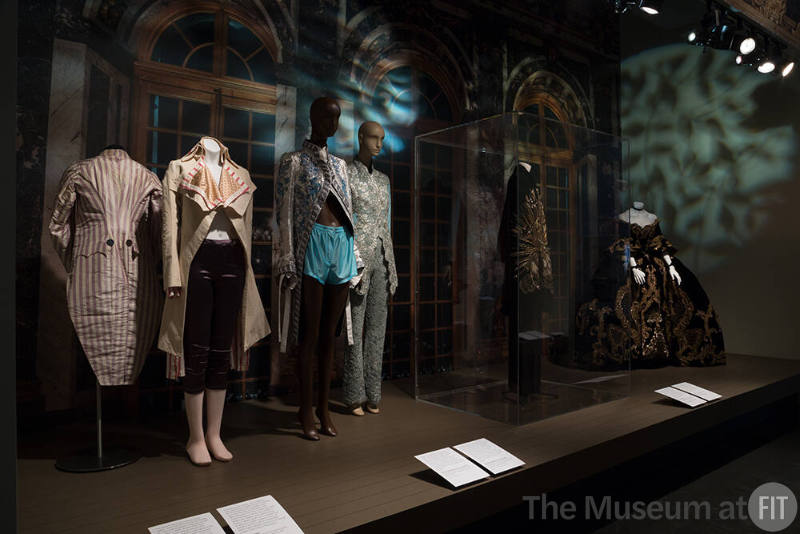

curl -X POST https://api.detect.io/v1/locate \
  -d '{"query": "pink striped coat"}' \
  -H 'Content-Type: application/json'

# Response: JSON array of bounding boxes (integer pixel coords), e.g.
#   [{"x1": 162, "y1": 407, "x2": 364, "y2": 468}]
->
[{"x1": 49, "y1": 149, "x2": 163, "y2": 385}]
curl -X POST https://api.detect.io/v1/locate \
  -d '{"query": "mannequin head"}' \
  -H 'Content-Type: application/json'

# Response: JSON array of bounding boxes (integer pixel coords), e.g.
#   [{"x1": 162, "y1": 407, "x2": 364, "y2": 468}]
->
[
  {"x1": 632, "y1": 201, "x2": 645, "y2": 210},
  {"x1": 310, "y1": 97, "x2": 341, "y2": 144},
  {"x1": 356, "y1": 121, "x2": 385, "y2": 165}
]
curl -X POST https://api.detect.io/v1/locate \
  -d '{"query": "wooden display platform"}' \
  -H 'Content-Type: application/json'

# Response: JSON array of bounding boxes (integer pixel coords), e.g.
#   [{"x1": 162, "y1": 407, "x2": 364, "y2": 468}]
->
[{"x1": 17, "y1": 354, "x2": 800, "y2": 533}]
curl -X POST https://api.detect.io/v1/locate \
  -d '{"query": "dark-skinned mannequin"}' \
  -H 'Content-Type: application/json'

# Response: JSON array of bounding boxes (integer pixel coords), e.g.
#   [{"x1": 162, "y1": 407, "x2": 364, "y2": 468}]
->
[
  {"x1": 297, "y1": 98, "x2": 351, "y2": 440},
  {"x1": 275, "y1": 97, "x2": 363, "y2": 440}
]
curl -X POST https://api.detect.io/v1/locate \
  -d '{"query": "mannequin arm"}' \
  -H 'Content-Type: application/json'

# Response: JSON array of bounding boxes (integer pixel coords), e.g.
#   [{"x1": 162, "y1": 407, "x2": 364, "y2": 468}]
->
[
  {"x1": 48, "y1": 165, "x2": 79, "y2": 272},
  {"x1": 663, "y1": 254, "x2": 682, "y2": 285},
  {"x1": 629, "y1": 257, "x2": 645, "y2": 285}
]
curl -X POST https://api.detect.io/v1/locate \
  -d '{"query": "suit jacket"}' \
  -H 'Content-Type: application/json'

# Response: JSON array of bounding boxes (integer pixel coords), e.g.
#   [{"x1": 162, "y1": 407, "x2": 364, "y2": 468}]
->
[
  {"x1": 49, "y1": 148, "x2": 163, "y2": 385},
  {"x1": 158, "y1": 137, "x2": 270, "y2": 379},
  {"x1": 274, "y1": 140, "x2": 363, "y2": 353},
  {"x1": 347, "y1": 159, "x2": 397, "y2": 296}
]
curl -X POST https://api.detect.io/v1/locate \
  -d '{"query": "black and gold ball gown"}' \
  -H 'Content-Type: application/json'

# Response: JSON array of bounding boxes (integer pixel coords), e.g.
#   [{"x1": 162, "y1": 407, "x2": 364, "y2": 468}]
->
[{"x1": 575, "y1": 219, "x2": 725, "y2": 369}]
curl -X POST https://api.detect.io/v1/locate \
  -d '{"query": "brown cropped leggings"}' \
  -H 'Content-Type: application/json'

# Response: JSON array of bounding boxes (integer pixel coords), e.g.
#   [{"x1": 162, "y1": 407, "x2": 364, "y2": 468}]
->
[{"x1": 182, "y1": 239, "x2": 245, "y2": 394}]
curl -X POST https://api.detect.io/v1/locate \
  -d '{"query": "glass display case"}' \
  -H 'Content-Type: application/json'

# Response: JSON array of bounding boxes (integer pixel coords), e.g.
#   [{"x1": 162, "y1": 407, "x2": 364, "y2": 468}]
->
[{"x1": 413, "y1": 112, "x2": 631, "y2": 425}]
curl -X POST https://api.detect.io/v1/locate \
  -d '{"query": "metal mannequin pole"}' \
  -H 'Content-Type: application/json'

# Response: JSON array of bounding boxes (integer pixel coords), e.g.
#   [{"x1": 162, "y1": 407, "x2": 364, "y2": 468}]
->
[
  {"x1": 55, "y1": 380, "x2": 140, "y2": 473},
  {"x1": 96, "y1": 381, "x2": 102, "y2": 458}
]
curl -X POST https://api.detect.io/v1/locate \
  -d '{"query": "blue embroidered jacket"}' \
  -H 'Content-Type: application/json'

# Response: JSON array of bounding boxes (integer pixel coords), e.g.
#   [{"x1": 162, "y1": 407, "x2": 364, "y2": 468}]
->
[{"x1": 275, "y1": 140, "x2": 363, "y2": 352}]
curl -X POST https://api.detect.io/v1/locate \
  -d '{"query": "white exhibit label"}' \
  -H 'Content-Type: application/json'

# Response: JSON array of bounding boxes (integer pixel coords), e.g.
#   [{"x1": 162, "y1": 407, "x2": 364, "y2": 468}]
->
[
  {"x1": 671, "y1": 382, "x2": 722, "y2": 401},
  {"x1": 453, "y1": 438, "x2": 525, "y2": 475},
  {"x1": 148, "y1": 512, "x2": 226, "y2": 534},
  {"x1": 414, "y1": 447, "x2": 490, "y2": 487},
  {"x1": 217, "y1": 495, "x2": 303, "y2": 534},
  {"x1": 655, "y1": 386, "x2": 707, "y2": 407}
]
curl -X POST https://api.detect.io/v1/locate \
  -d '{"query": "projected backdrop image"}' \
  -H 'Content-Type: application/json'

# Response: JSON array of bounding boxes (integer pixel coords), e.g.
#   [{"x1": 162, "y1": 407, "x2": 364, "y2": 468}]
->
[{"x1": 622, "y1": 44, "x2": 797, "y2": 274}]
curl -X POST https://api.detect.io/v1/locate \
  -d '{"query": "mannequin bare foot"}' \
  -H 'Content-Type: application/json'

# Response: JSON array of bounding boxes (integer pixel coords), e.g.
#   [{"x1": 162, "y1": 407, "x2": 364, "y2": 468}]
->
[
  {"x1": 365, "y1": 402, "x2": 380, "y2": 414},
  {"x1": 297, "y1": 410, "x2": 320, "y2": 441},
  {"x1": 350, "y1": 404, "x2": 365, "y2": 416},
  {"x1": 205, "y1": 435, "x2": 233, "y2": 462},
  {"x1": 186, "y1": 439, "x2": 212, "y2": 466},
  {"x1": 315, "y1": 407, "x2": 337, "y2": 436}
]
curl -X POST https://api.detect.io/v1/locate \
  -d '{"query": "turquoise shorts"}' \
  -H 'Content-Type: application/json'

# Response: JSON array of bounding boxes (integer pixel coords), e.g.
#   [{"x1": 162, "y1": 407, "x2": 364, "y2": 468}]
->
[{"x1": 303, "y1": 223, "x2": 357, "y2": 285}]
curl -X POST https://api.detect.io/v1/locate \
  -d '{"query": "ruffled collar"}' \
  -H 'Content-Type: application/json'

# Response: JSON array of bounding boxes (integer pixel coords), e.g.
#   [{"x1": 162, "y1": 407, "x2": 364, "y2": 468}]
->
[{"x1": 179, "y1": 137, "x2": 252, "y2": 213}]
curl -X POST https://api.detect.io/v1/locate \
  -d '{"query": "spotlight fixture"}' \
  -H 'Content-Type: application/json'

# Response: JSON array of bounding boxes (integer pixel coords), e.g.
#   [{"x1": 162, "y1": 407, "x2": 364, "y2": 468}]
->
[
  {"x1": 609, "y1": 0, "x2": 666, "y2": 15},
  {"x1": 639, "y1": 0, "x2": 664, "y2": 15},
  {"x1": 756, "y1": 41, "x2": 778, "y2": 74},
  {"x1": 688, "y1": 5, "x2": 737, "y2": 50},
  {"x1": 781, "y1": 60, "x2": 795, "y2": 78},
  {"x1": 757, "y1": 58, "x2": 776, "y2": 74},
  {"x1": 738, "y1": 36, "x2": 756, "y2": 55}
]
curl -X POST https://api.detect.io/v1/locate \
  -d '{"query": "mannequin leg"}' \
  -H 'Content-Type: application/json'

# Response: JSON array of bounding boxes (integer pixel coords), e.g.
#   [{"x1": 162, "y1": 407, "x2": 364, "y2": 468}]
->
[
  {"x1": 364, "y1": 260, "x2": 389, "y2": 410},
  {"x1": 205, "y1": 388, "x2": 232, "y2": 461},
  {"x1": 184, "y1": 391, "x2": 211, "y2": 466},
  {"x1": 343, "y1": 290, "x2": 367, "y2": 411},
  {"x1": 202, "y1": 241, "x2": 245, "y2": 459},
  {"x1": 316, "y1": 282, "x2": 351, "y2": 436},
  {"x1": 182, "y1": 243, "x2": 214, "y2": 466},
  {"x1": 297, "y1": 275, "x2": 324, "y2": 440}
]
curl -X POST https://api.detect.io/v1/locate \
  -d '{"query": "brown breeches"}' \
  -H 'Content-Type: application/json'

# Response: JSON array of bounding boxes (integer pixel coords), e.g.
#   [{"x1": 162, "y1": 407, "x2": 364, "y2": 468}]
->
[{"x1": 182, "y1": 239, "x2": 245, "y2": 394}]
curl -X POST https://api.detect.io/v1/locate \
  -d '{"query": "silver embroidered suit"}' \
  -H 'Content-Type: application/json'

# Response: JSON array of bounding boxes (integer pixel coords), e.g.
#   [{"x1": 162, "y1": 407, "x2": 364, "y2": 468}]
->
[{"x1": 343, "y1": 159, "x2": 397, "y2": 406}]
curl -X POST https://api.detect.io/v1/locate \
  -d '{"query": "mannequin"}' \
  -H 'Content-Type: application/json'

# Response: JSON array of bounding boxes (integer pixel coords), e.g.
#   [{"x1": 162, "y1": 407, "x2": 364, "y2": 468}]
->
[
  {"x1": 498, "y1": 161, "x2": 553, "y2": 396},
  {"x1": 618, "y1": 201, "x2": 681, "y2": 286},
  {"x1": 574, "y1": 200, "x2": 724, "y2": 368},
  {"x1": 343, "y1": 121, "x2": 398, "y2": 415},
  {"x1": 275, "y1": 97, "x2": 363, "y2": 440},
  {"x1": 160, "y1": 136, "x2": 269, "y2": 465}
]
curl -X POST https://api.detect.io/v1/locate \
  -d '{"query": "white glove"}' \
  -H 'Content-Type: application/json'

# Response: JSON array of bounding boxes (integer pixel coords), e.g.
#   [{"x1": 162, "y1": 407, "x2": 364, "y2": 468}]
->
[
  {"x1": 668, "y1": 264, "x2": 682, "y2": 285},
  {"x1": 632, "y1": 267, "x2": 645, "y2": 285}
]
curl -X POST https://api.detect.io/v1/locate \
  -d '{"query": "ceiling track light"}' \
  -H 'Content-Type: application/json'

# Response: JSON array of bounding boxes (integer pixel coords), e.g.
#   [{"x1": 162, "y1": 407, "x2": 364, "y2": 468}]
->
[
  {"x1": 685, "y1": 3, "x2": 795, "y2": 78},
  {"x1": 609, "y1": 0, "x2": 665, "y2": 15},
  {"x1": 639, "y1": 0, "x2": 664, "y2": 15},
  {"x1": 687, "y1": 4, "x2": 738, "y2": 50}
]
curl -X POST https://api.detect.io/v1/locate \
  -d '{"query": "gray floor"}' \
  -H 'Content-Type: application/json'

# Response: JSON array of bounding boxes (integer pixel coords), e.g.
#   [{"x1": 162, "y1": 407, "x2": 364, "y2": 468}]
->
[{"x1": 596, "y1": 428, "x2": 800, "y2": 533}]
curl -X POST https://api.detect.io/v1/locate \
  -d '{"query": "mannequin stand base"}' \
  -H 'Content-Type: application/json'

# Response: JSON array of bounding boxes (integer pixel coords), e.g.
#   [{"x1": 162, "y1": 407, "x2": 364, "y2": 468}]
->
[{"x1": 55, "y1": 448, "x2": 139, "y2": 473}]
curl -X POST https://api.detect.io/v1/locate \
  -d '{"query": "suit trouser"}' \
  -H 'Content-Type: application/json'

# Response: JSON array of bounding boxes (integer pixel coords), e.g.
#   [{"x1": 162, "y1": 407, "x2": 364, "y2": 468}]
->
[
  {"x1": 182, "y1": 239, "x2": 245, "y2": 394},
  {"x1": 343, "y1": 256, "x2": 390, "y2": 406}
]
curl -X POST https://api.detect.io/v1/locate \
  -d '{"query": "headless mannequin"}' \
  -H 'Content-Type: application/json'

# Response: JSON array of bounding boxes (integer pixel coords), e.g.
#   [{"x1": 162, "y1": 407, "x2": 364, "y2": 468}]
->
[
  {"x1": 618, "y1": 201, "x2": 681, "y2": 286},
  {"x1": 169, "y1": 137, "x2": 234, "y2": 465},
  {"x1": 296, "y1": 97, "x2": 353, "y2": 440}
]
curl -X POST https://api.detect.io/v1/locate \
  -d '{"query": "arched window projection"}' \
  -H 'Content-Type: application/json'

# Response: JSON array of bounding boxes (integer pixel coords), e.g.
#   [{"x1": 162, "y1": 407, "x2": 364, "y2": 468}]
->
[
  {"x1": 369, "y1": 65, "x2": 457, "y2": 381},
  {"x1": 373, "y1": 66, "x2": 453, "y2": 126},
  {"x1": 150, "y1": 12, "x2": 275, "y2": 84}
]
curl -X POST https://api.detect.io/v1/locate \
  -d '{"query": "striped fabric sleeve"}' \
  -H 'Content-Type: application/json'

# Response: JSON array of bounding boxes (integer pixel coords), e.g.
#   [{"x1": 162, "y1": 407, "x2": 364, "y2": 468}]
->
[{"x1": 49, "y1": 165, "x2": 79, "y2": 272}]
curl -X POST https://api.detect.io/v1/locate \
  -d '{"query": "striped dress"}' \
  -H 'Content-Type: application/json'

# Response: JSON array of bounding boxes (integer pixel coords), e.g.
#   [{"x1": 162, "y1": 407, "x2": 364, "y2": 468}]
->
[{"x1": 49, "y1": 148, "x2": 163, "y2": 385}]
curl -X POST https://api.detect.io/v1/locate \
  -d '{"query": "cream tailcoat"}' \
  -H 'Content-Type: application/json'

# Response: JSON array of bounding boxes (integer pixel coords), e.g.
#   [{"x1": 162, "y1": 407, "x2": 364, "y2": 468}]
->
[{"x1": 158, "y1": 139, "x2": 270, "y2": 379}]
